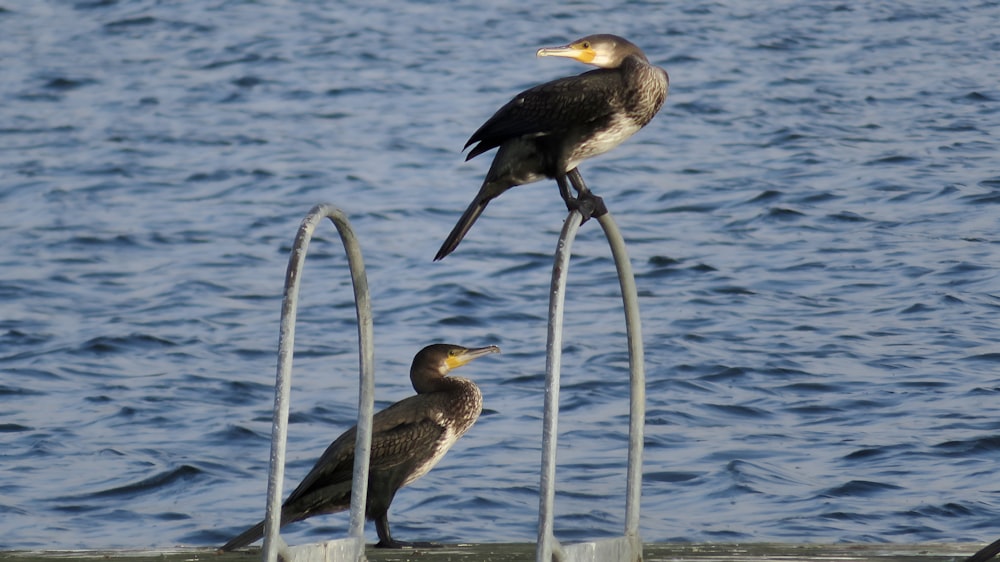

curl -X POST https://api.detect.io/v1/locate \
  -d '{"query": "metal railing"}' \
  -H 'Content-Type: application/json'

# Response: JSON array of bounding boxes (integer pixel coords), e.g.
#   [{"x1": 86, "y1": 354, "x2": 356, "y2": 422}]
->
[
  {"x1": 252, "y1": 203, "x2": 644, "y2": 562},
  {"x1": 262, "y1": 204, "x2": 375, "y2": 562},
  {"x1": 536, "y1": 210, "x2": 647, "y2": 562}
]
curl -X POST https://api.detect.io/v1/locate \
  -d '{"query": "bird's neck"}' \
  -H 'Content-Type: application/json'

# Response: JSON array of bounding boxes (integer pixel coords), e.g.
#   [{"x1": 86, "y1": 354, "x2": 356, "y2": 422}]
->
[
  {"x1": 441, "y1": 376, "x2": 483, "y2": 429},
  {"x1": 412, "y1": 372, "x2": 476, "y2": 395},
  {"x1": 620, "y1": 53, "x2": 649, "y2": 72},
  {"x1": 622, "y1": 57, "x2": 668, "y2": 124},
  {"x1": 411, "y1": 374, "x2": 482, "y2": 428},
  {"x1": 435, "y1": 375, "x2": 478, "y2": 397}
]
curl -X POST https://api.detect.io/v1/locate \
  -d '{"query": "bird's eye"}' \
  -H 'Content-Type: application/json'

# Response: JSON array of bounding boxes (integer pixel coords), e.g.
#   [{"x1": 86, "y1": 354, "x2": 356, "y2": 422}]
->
[{"x1": 581, "y1": 41, "x2": 591, "y2": 49}]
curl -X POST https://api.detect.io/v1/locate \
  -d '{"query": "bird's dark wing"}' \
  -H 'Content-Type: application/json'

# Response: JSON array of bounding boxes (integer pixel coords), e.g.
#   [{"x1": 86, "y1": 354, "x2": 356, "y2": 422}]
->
[
  {"x1": 281, "y1": 398, "x2": 447, "y2": 508},
  {"x1": 368, "y1": 416, "x2": 448, "y2": 470},
  {"x1": 465, "y1": 68, "x2": 622, "y2": 160},
  {"x1": 282, "y1": 427, "x2": 358, "y2": 507}
]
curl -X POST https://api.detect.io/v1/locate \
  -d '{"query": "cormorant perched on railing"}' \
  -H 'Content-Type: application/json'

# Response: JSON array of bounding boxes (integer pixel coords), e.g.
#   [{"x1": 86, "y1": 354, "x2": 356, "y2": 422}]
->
[
  {"x1": 219, "y1": 343, "x2": 500, "y2": 550},
  {"x1": 434, "y1": 33, "x2": 669, "y2": 261}
]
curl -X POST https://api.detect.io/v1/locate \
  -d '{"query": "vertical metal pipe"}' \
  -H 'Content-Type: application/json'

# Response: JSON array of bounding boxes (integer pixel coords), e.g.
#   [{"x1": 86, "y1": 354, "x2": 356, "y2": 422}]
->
[
  {"x1": 597, "y1": 213, "x2": 645, "y2": 540},
  {"x1": 263, "y1": 212, "x2": 316, "y2": 562},
  {"x1": 327, "y1": 209, "x2": 375, "y2": 542},
  {"x1": 537, "y1": 211, "x2": 583, "y2": 562},
  {"x1": 262, "y1": 204, "x2": 375, "y2": 562}
]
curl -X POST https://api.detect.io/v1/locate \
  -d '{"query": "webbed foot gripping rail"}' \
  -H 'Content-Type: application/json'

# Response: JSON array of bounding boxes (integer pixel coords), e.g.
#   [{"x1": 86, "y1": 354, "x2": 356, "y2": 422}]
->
[{"x1": 258, "y1": 204, "x2": 645, "y2": 562}]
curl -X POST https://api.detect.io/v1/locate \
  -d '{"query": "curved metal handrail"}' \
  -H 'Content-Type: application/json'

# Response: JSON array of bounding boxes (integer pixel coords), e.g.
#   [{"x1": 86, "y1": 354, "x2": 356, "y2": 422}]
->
[
  {"x1": 598, "y1": 213, "x2": 646, "y2": 538},
  {"x1": 262, "y1": 204, "x2": 376, "y2": 562},
  {"x1": 536, "y1": 210, "x2": 646, "y2": 562}
]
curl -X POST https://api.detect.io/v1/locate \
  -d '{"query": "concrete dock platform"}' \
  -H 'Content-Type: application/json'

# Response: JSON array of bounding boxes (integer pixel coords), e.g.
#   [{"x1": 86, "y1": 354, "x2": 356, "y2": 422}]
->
[{"x1": 0, "y1": 543, "x2": 988, "y2": 562}]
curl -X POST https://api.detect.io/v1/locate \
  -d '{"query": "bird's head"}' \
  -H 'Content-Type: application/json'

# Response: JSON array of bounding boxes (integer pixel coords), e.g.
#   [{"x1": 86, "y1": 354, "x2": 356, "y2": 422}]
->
[
  {"x1": 536, "y1": 34, "x2": 646, "y2": 69},
  {"x1": 410, "y1": 344, "x2": 501, "y2": 392}
]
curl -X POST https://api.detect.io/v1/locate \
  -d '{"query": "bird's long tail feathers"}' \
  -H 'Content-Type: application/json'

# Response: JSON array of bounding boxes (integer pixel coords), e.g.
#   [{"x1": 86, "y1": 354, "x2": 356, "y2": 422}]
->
[
  {"x1": 219, "y1": 519, "x2": 266, "y2": 552},
  {"x1": 434, "y1": 198, "x2": 489, "y2": 261},
  {"x1": 966, "y1": 537, "x2": 1000, "y2": 562}
]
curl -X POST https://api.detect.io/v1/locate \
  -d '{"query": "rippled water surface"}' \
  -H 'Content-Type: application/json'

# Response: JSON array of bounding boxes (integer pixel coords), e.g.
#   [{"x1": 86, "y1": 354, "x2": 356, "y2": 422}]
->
[{"x1": 2, "y1": 0, "x2": 999, "y2": 550}]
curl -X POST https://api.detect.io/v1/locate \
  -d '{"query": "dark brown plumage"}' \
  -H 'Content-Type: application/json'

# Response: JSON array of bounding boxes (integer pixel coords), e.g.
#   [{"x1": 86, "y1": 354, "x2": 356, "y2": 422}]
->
[
  {"x1": 434, "y1": 34, "x2": 669, "y2": 260},
  {"x1": 220, "y1": 343, "x2": 500, "y2": 550}
]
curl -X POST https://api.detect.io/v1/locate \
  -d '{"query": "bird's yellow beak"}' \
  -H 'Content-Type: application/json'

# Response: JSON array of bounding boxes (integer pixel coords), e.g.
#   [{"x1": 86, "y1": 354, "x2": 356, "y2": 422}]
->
[
  {"x1": 536, "y1": 41, "x2": 596, "y2": 64},
  {"x1": 446, "y1": 345, "x2": 501, "y2": 370}
]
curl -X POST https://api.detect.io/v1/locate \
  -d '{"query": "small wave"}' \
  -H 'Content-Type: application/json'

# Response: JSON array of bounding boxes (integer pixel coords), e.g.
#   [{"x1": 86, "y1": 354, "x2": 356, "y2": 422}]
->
[
  {"x1": 819, "y1": 510, "x2": 881, "y2": 523},
  {"x1": 646, "y1": 470, "x2": 701, "y2": 483},
  {"x1": 205, "y1": 424, "x2": 265, "y2": 444},
  {"x1": 934, "y1": 436, "x2": 1000, "y2": 455},
  {"x1": 825, "y1": 211, "x2": 869, "y2": 222},
  {"x1": 905, "y1": 502, "x2": 976, "y2": 519},
  {"x1": 963, "y1": 352, "x2": 1000, "y2": 363},
  {"x1": 103, "y1": 16, "x2": 157, "y2": 29},
  {"x1": 0, "y1": 503, "x2": 28, "y2": 516},
  {"x1": 77, "y1": 333, "x2": 179, "y2": 355},
  {"x1": 76, "y1": 465, "x2": 204, "y2": 500},
  {"x1": 842, "y1": 444, "x2": 913, "y2": 461},
  {"x1": 703, "y1": 403, "x2": 774, "y2": 420},
  {"x1": 747, "y1": 189, "x2": 784, "y2": 203},
  {"x1": 864, "y1": 154, "x2": 919, "y2": 165},
  {"x1": 0, "y1": 382, "x2": 46, "y2": 396},
  {"x1": 821, "y1": 480, "x2": 904, "y2": 498},
  {"x1": 43, "y1": 77, "x2": 97, "y2": 91},
  {"x1": 764, "y1": 206, "x2": 806, "y2": 220}
]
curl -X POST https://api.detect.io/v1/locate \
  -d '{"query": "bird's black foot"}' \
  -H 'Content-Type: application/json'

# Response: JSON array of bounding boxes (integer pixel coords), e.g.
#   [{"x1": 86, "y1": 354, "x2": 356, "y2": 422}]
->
[
  {"x1": 374, "y1": 514, "x2": 444, "y2": 549},
  {"x1": 374, "y1": 539, "x2": 442, "y2": 549},
  {"x1": 559, "y1": 169, "x2": 607, "y2": 223},
  {"x1": 565, "y1": 191, "x2": 608, "y2": 223}
]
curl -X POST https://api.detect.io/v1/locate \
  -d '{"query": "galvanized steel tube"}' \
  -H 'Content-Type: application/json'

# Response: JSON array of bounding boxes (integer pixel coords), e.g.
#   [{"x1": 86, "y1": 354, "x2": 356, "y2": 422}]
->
[
  {"x1": 263, "y1": 204, "x2": 375, "y2": 562},
  {"x1": 537, "y1": 211, "x2": 583, "y2": 562},
  {"x1": 537, "y1": 210, "x2": 646, "y2": 562},
  {"x1": 597, "y1": 213, "x2": 646, "y2": 541}
]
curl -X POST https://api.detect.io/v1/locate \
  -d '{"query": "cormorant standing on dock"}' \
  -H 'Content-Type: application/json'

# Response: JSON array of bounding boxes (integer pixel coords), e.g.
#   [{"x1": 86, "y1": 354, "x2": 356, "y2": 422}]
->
[
  {"x1": 220, "y1": 343, "x2": 500, "y2": 550},
  {"x1": 434, "y1": 33, "x2": 669, "y2": 260}
]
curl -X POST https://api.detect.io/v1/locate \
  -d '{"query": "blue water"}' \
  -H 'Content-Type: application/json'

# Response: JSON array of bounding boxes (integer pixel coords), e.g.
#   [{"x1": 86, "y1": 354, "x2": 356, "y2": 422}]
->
[{"x1": 2, "y1": 0, "x2": 999, "y2": 551}]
